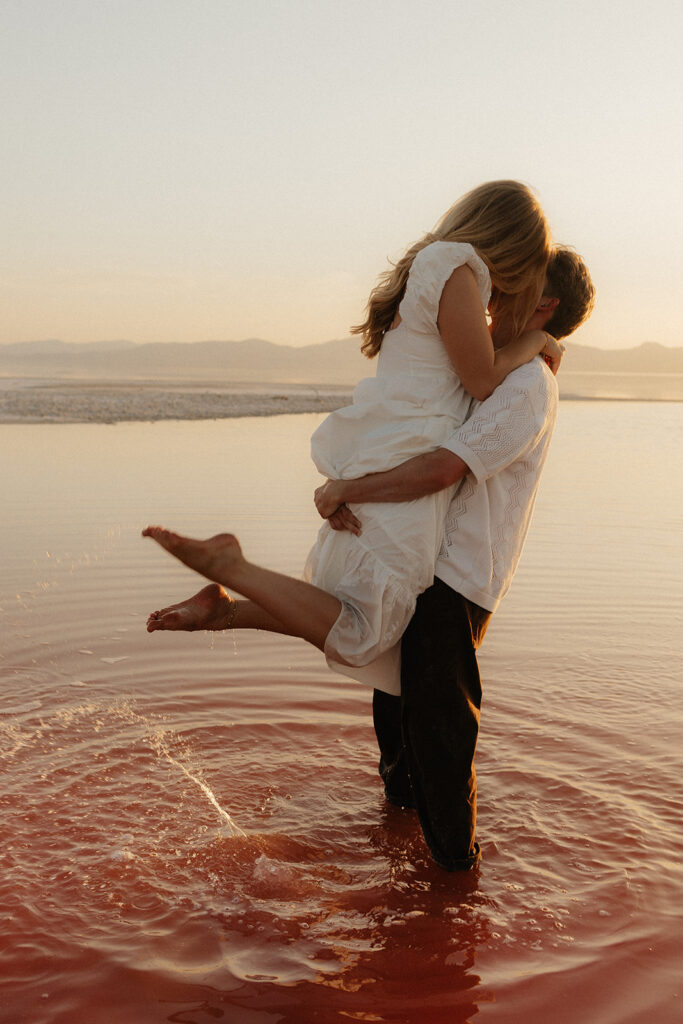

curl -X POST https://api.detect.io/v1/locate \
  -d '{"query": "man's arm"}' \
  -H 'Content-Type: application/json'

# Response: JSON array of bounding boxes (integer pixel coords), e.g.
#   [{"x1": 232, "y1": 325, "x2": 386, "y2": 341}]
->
[
  {"x1": 317, "y1": 360, "x2": 556, "y2": 532},
  {"x1": 316, "y1": 449, "x2": 468, "y2": 536},
  {"x1": 315, "y1": 448, "x2": 468, "y2": 516}
]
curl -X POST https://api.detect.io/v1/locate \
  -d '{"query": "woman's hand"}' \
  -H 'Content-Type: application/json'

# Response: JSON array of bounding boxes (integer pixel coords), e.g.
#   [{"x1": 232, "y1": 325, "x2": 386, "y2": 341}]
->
[
  {"x1": 314, "y1": 479, "x2": 347, "y2": 519},
  {"x1": 540, "y1": 333, "x2": 565, "y2": 376}
]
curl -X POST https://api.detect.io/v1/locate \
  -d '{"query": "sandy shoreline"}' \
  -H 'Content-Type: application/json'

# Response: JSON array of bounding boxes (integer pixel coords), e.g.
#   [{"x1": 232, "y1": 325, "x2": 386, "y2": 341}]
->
[{"x1": 0, "y1": 378, "x2": 354, "y2": 424}]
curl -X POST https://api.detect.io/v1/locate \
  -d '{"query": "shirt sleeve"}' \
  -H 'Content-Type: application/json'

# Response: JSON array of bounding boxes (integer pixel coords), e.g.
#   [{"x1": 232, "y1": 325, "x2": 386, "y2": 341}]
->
[
  {"x1": 399, "y1": 241, "x2": 492, "y2": 333},
  {"x1": 441, "y1": 360, "x2": 558, "y2": 482}
]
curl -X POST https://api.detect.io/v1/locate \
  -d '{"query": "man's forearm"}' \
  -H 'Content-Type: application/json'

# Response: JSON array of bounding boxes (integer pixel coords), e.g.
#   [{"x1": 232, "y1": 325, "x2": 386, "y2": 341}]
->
[{"x1": 338, "y1": 448, "x2": 469, "y2": 505}]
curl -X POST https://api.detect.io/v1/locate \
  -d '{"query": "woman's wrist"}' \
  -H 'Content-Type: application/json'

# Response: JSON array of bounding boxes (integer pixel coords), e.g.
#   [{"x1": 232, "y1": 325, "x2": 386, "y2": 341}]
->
[{"x1": 517, "y1": 328, "x2": 548, "y2": 354}]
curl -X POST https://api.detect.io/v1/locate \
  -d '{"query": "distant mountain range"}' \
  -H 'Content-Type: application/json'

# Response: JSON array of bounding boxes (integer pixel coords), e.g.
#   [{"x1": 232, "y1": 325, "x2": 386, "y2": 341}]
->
[{"x1": 1, "y1": 338, "x2": 682, "y2": 385}]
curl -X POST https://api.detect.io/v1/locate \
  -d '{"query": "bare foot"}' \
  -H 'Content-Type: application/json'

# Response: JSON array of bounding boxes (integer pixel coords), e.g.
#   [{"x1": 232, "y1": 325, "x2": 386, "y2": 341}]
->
[
  {"x1": 147, "y1": 583, "x2": 236, "y2": 633},
  {"x1": 142, "y1": 526, "x2": 245, "y2": 585}
]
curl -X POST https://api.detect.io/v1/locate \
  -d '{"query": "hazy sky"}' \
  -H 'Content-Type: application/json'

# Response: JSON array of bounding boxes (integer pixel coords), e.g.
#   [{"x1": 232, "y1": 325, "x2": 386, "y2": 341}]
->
[{"x1": 2, "y1": 0, "x2": 682, "y2": 350}]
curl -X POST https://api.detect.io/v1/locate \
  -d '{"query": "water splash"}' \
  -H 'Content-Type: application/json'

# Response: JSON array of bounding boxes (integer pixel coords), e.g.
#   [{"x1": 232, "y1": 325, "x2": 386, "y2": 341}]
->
[
  {"x1": 148, "y1": 725, "x2": 246, "y2": 838},
  {"x1": 110, "y1": 698, "x2": 246, "y2": 838}
]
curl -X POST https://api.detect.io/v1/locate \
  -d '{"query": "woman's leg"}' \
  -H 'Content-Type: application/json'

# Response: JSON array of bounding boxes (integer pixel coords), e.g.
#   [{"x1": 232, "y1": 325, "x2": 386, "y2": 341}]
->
[
  {"x1": 146, "y1": 583, "x2": 298, "y2": 635},
  {"x1": 143, "y1": 527, "x2": 342, "y2": 652}
]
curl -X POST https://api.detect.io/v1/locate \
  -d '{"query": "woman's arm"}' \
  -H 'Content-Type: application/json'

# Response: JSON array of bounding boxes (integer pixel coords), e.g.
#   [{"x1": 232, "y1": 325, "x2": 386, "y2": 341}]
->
[{"x1": 437, "y1": 265, "x2": 548, "y2": 400}]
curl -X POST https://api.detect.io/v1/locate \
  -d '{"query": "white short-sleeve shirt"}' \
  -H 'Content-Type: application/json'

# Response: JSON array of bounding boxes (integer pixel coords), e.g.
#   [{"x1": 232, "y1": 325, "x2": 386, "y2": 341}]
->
[{"x1": 436, "y1": 357, "x2": 559, "y2": 612}]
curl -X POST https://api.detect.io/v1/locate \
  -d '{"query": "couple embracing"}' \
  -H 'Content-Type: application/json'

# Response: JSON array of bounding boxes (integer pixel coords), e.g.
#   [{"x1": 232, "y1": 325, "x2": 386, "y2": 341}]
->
[{"x1": 144, "y1": 180, "x2": 595, "y2": 871}]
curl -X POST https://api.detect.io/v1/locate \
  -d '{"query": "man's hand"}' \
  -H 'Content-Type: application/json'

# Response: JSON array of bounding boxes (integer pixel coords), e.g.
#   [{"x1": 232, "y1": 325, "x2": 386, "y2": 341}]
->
[
  {"x1": 314, "y1": 479, "x2": 346, "y2": 519},
  {"x1": 314, "y1": 479, "x2": 362, "y2": 535},
  {"x1": 327, "y1": 504, "x2": 362, "y2": 536}
]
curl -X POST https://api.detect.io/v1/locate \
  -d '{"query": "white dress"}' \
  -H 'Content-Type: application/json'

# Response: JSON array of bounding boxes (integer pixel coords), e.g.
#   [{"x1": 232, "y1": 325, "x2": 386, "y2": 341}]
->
[{"x1": 305, "y1": 241, "x2": 492, "y2": 691}]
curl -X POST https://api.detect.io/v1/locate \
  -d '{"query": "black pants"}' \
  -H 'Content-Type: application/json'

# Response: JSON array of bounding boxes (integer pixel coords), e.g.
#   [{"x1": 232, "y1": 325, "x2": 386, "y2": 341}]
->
[{"x1": 372, "y1": 579, "x2": 491, "y2": 870}]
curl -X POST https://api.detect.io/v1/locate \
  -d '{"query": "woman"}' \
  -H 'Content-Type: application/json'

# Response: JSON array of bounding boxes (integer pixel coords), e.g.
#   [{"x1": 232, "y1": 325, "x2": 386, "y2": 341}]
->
[{"x1": 144, "y1": 181, "x2": 562, "y2": 678}]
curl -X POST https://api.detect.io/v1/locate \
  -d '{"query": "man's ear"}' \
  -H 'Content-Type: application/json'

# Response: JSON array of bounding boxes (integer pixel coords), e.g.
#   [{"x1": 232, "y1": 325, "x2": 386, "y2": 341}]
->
[{"x1": 537, "y1": 296, "x2": 560, "y2": 312}]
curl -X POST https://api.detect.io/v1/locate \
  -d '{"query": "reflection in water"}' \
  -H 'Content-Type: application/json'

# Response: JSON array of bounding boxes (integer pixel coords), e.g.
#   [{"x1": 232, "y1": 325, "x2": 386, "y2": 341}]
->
[
  {"x1": 1, "y1": 689, "x2": 489, "y2": 1021},
  {"x1": 1, "y1": 407, "x2": 682, "y2": 1023}
]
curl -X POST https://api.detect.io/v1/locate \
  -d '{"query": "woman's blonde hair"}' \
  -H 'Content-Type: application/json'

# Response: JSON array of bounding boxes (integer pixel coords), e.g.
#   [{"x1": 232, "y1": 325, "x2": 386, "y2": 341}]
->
[{"x1": 353, "y1": 180, "x2": 551, "y2": 357}]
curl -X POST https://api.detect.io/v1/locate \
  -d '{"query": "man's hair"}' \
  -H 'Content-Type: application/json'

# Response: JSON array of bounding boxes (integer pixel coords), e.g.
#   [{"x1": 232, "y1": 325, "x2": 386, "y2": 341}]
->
[{"x1": 545, "y1": 246, "x2": 595, "y2": 339}]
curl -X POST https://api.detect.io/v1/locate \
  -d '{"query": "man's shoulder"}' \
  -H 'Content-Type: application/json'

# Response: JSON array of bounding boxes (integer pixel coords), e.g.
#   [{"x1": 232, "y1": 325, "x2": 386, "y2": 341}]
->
[
  {"x1": 503, "y1": 357, "x2": 558, "y2": 415},
  {"x1": 506, "y1": 355, "x2": 557, "y2": 389}
]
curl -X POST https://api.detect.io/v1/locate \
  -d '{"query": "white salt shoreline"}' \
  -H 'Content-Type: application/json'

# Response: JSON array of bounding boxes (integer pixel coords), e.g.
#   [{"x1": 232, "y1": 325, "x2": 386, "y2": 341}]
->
[
  {"x1": 1, "y1": 374, "x2": 681, "y2": 424},
  {"x1": 0, "y1": 379, "x2": 354, "y2": 424}
]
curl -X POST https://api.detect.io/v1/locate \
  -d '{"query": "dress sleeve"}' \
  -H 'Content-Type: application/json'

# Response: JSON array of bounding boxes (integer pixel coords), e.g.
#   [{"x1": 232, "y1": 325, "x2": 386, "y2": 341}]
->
[
  {"x1": 441, "y1": 361, "x2": 559, "y2": 482},
  {"x1": 399, "y1": 241, "x2": 492, "y2": 334}
]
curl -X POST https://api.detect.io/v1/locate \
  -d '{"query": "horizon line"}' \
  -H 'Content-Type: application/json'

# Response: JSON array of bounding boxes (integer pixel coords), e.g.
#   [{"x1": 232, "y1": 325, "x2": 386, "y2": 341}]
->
[{"x1": 0, "y1": 337, "x2": 677, "y2": 354}]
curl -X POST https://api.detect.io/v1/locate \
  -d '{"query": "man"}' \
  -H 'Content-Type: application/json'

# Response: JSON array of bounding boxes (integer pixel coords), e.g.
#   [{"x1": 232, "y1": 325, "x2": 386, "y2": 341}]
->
[{"x1": 319, "y1": 246, "x2": 595, "y2": 869}]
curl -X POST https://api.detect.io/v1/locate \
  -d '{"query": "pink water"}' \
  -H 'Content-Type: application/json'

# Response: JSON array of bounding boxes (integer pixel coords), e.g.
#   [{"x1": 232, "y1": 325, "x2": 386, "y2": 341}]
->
[{"x1": 1, "y1": 406, "x2": 681, "y2": 1023}]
